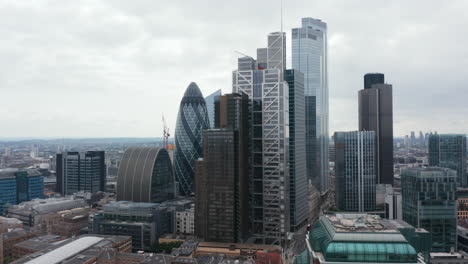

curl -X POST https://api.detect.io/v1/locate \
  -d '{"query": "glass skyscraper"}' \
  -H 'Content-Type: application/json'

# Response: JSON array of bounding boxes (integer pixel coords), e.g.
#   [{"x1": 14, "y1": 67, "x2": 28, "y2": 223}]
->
[
  {"x1": 174, "y1": 82, "x2": 210, "y2": 196},
  {"x1": 233, "y1": 32, "x2": 290, "y2": 244},
  {"x1": 196, "y1": 93, "x2": 249, "y2": 243},
  {"x1": 402, "y1": 167, "x2": 457, "y2": 252},
  {"x1": 205, "y1": 89, "x2": 221, "y2": 128},
  {"x1": 285, "y1": 69, "x2": 308, "y2": 232},
  {"x1": 359, "y1": 73, "x2": 394, "y2": 185},
  {"x1": 196, "y1": 130, "x2": 242, "y2": 243},
  {"x1": 334, "y1": 131, "x2": 376, "y2": 212},
  {"x1": 292, "y1": 17, "x2": 329, "y2": 192},
  {"x1": 429, "y1": 134, "x2": 467, "y2": 187}
]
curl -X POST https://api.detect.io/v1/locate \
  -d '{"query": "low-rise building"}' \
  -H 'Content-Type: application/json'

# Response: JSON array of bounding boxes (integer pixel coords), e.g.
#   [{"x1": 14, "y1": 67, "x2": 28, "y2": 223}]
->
[
  {"x1": 6, "y1": 196, "x2": 88, "y2": 232},
  {"x1": 176, "y1": 204, "x2": 194, "y2": 235},
  {"x1": 0, "y1": 169, "x2": 45, "y2": 216},
  {"x1": 41, "y1": 207, "x2": 90, "y2": 237},
  {"x1": 458, "y1": 188, "x2": 468, "y2": 221},
  {"x1": 12, "y1": 234, "x2": 64, "y2": 259},
  {"x1": 195, "y1": 242, "x2": 282, "y2": 262},
  {"x1": 110, "y1": 252, "x2": 174, "y2": 264},
  {"x1": 306, "y1": 213, "x2": 431, "y2": 263},
  {"x1": 0, "y1": 217, "x2": 22, "y2": 234},
  {"x1": 430, "y1": 252, "x2": 468, "y2": 264},
  {"x1": 90, "y1": 201, "x2": 173, "y2": 252},
  {"x1": 0, "y1": 228, "x2": 36, "y2": 264},
  {"x1": 11, "y1": 235, "x2": 132, "y2": 264},
  {"x1": 458, "y1": 224, "x2": 468, "y2": 254},
  {"x1": 384, "y1": 186, "x2": 403, "y2": 220}
]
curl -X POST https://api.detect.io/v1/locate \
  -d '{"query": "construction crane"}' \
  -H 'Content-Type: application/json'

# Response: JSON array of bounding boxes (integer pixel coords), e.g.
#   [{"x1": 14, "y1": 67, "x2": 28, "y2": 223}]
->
[
  {"x1": 162, "y1": 114, "x2": 170, "y2": 150},
  {"x1": 234, "y1": 50, "x2": 252, "y2": 58}
]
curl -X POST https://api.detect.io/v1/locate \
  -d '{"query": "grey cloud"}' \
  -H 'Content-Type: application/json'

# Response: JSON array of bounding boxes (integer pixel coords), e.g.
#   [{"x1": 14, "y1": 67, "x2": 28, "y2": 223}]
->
[{"x1": 0, "y1": 0, "x2": 467, "y2": 137}]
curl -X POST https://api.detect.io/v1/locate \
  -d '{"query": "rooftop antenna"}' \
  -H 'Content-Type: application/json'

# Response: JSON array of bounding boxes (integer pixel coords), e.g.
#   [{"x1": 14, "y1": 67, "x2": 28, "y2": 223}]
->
[{"x1": 281, "y1": 0, "x2": 283, "y2": 33}]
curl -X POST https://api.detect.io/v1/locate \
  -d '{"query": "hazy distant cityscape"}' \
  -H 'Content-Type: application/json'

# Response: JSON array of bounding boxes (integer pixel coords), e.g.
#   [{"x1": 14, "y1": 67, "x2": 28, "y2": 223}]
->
[{"x1": 1, "y1": 2, "x2": 467, "y2": 264}]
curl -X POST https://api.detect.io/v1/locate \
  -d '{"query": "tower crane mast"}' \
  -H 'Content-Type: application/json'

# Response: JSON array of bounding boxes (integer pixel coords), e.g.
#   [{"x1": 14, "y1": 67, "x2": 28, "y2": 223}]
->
[{"x1": 162, "y1": 115, "x2": 170, "y2": 150}]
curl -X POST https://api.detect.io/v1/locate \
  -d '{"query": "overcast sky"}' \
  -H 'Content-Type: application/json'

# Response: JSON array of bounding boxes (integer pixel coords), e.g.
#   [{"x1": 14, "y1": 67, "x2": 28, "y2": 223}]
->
[{"x1": 1, "y1": 0, "x2": 467, "y2": 138}]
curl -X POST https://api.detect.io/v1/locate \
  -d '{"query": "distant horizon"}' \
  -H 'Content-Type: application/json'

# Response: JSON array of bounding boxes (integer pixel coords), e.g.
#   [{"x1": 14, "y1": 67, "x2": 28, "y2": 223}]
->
[
  {"x1": 1, "y1": 0, "x2": 467, "y2": 137},
  {"x1": 3, "y1": 134, "x2": 466, "y2": 143},
  {"x1": 0, "y1": 137, "x2": 167, "y2": 142}
]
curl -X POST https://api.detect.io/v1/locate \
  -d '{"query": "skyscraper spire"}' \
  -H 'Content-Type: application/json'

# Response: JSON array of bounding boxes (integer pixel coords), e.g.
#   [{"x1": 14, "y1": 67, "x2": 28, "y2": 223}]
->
[{"x1": 280, "y1": 0, "x2": 283, "y2": 33}]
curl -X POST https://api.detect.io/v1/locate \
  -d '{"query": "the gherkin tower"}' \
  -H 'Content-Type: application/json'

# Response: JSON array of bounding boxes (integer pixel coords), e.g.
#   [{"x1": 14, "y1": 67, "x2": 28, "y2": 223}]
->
[{"x1": 174, "y1": 82, "x2": 210, "y2": 196}]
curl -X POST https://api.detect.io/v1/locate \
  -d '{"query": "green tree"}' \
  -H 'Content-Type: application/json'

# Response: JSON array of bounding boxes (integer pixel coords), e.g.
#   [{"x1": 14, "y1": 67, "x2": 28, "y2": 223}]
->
[{"x1": 150, "y1": 241, "x2": 183, "y2": 254}]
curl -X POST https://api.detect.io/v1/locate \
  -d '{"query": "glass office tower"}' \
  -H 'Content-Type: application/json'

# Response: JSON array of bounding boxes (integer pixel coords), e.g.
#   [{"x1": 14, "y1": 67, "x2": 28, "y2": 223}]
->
[
  {"x1": 15, "y1": 170, "x2": 44, "y2": 203},
  {"x1": 292, "y1": 17, "x2": 329, "y2": 192},
  {"x1": 174, "y1": 82, "x2": 210, "y2": 196},
  {"x1": 56, "y1": 151, "x2": 106, "y2": 195},
  {"x1": 334, "y1": 131, "x2": 376, "y2": 212},
  {"x1": 195, "y1": 130, "x2": 241, "y2": 243},
  {"x1": 205, "y1": 89, "x2": 221, "y2": 128},
  {"x1": 285, "y1": 69, "x2": 308, "y2": 232},
  {"x1": 195, "y1": 93, "x2": 249, "y2": 243},
  {"x1": 233, "y1": 32, "x2": 290, "y2": 244},
  {"x1": 0, "y1": 171, "x2": 17, "y2": 215},
  {"x1": 402, "y1": 167, "x2": 457, "y2": 252},
  {"x1": 359, "y1": 73, "x2": 394, "y2": 185},
  {"x1": 429, "y1": 134, "x2": 467, "y2": 187}
]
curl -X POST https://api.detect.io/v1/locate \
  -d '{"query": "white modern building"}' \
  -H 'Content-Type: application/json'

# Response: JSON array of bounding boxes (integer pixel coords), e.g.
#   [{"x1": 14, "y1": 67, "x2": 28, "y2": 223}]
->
[
  {"x1": 334, "y1": 131, "x2": 376, "y2": 212},
  {"x1": 176, "y1": 204, "x2": 195, "y2": 235},
  {"x1": 385, "y1": 186, "x2": 403, "y2": 220},
  {"x1": 233, "y1": 32, "x2": 290, "y2": 244}
]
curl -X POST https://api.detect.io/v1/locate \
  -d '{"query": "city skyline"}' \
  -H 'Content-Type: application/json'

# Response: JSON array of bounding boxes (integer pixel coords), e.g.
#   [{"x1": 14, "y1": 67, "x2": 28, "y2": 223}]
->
[
  {"x1": 2, "y1": 1, "x2": 468, "y2": 261},
  {"x1": 1, "y1": 0, "x2": 467, "y2": 138}
]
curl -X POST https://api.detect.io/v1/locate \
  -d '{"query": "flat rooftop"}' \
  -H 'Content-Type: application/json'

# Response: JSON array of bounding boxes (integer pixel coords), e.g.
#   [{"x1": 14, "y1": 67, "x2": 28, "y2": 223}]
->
[
  {"x1": 326, "y1": 213, "x2": 411, "y2": 233},
  {"x1": 2, "y1": 228, "x2": 34, "y2": 240},
  {"x1": 12, "y1": 235, "x2": 131, "y2": 264},
  {"x1": 430, "y1": 252, "x2": 465, "y2": 259},
  {"x1": 197, "y1": 242, "x2": 281, "y2": 252},
  {"x1": 15, "y1": 235, "x2": 64, "y2": 251}
]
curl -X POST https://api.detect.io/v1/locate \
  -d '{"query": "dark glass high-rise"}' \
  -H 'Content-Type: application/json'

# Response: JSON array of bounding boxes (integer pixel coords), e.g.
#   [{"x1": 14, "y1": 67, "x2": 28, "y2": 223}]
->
[
  {"x1": 285, "y1": 69, "x2": 308, "y2": 232},
  {"x1": 195, "y1": 93, "x2": 249, "y2": 243},
  {"x1": 56, "y1": 151, "x2": 106, "y2": 195},
  {"x1": 359, "y1": 73, "x2": 394, "y2": 185},
  {"x1": 364, "y1": 73, "x2": 385, "y2": 89}
]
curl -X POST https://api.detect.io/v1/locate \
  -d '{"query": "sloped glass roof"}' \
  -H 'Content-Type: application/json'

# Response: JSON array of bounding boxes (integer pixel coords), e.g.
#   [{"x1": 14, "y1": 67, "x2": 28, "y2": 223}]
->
[
  {"x1": 310, "y1": 215, "x2": 419, "y2": 263},
  {"x1": 325, "y1": 242, "x2": 417, "y2": 263}
]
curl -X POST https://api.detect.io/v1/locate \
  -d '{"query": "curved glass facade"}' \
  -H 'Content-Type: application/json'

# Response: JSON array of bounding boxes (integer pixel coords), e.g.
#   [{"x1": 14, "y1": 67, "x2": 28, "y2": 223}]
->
[
  {"x1": 174, "y1": 82, "x2": 210, "y2": 196},
  {"x1": 117, "y1": 147, "x2": 175, "y2": 203},
  {"x1": 325, "y1": 242, "x2": 417, "y2": 263},
  {"x1": 308, "y1": 214, "x2": 422, "y2": 263},
  {"x1": 151, "y1": 149, "x2": 175, "y2": 202}
]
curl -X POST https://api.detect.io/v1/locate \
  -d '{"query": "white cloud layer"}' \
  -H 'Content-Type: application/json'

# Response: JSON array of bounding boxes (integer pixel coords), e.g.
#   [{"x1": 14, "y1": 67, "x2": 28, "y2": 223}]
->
[{"x1": 1, "y1": 0, "x2": 467, "y2": 137}]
